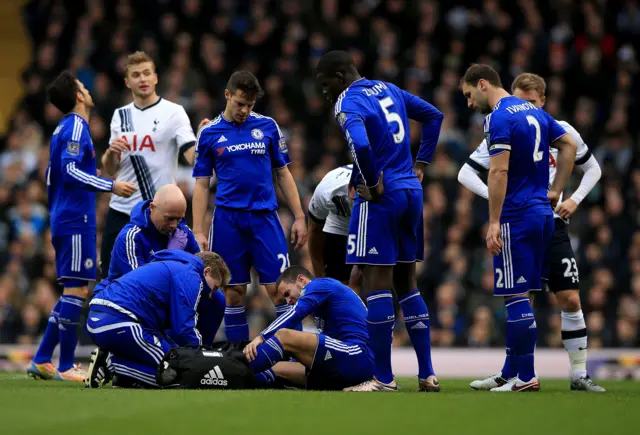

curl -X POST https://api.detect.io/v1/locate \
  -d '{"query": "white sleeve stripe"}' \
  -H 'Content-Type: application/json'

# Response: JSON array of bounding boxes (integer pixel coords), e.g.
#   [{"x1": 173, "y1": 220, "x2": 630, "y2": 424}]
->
[
  {"x1": 489, "y1": 144, "x2": 511, "y2": 150},
  {"x1": 125, "y1": 226, "x2": 141, "y2": 269},
  {"x1": 66, "y1": 162, "x2": 113, "y2": 191},
  {"x1": 196, "y1": 116, "x2": 222, "y2": 142},
  {"x1": 261, "y1": 302, "x2": 298, "y2": 336},
  {"x1": 193, "y1": 285, "x2": 203, "y2": 346},
  {"x1": 72, "y1": 116, "x2": 83, "y2": 141}
]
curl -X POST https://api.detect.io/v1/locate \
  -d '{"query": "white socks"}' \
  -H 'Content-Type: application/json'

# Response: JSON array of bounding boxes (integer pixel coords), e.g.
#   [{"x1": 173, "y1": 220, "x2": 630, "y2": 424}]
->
[{"x1": 561, "y1": 310, "x2": 587, "y2": 380}]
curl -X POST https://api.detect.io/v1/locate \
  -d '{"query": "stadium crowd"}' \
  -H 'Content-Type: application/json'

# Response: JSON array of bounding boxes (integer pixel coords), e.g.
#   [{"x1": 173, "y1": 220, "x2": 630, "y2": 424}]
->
[{"x1": 1, "y1": 0, "x2": 639, "y2": 349}]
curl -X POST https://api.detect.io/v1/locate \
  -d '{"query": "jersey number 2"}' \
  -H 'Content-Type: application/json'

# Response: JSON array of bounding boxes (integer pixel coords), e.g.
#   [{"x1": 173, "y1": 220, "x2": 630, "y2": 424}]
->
[
  {"x1": 526, "y1": 115, "x2": 543, "y2": 162},
  {"x1": 379, "y1": 97, "x2": 405, "y2": 144}
]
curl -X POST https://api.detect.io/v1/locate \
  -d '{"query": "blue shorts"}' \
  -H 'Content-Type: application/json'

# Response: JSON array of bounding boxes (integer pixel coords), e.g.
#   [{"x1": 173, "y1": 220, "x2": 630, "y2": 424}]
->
[
  {"x1": 346, "y1": 188, "x2": 424, "y2": 265},
  {"x1": 87, "y1": 307, "x2": 172, "y2": 385},
  {"x1": 209, "y1": 206, "x2": 289, "y2": 285},
  {"x1": 52, "y1": 233, "x2": 97, "y2": 286},
  {"x1": 493, "y1": 214, "x2": 554, "y2": 296},
  {"x1": 305, "y1": 334, "x2": 374, "y2": 391}
]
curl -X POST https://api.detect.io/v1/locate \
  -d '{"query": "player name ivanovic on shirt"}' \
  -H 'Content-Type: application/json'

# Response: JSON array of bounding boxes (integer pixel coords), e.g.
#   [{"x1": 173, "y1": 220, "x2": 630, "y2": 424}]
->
[{"x1": 503, "y1": 101, "x2": 538, "y2": 114}]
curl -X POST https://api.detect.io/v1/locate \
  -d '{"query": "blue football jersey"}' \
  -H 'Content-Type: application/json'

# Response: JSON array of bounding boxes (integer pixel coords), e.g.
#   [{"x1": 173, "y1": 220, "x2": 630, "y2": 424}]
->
[
  {"x1": 484, "y1": 96, "x2": 567, "y2": 219},
  {"x1": 192, "y1": 112, "x2": 290, "y2": 211},
  {"x1": 48, "y1": 113, "x2": 114, "y2": 236},
  {"x1": 260, "y1": 278, "x2": 371, "y2": 350},
  {"x1": 334, "y1": 79, "x2": 442, "y2": 197},
  {"x1": 90, "y1": 250, "x2": 208, "y2": 346}
]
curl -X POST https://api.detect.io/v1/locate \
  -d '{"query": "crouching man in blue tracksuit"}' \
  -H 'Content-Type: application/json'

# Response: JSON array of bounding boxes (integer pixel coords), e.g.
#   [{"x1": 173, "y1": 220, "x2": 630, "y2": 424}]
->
[
  {"x1": 95, "y1": 184, "x2": 226, "y2": 346},
  {"x1": 85, "y1": 250, "x2": 230, "y2": 388}
]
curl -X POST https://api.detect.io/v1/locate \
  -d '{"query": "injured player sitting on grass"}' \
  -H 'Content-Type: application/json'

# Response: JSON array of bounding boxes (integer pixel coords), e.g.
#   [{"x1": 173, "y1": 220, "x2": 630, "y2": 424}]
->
[{"x1": 243, "y1": 266, "x2": 375, "y2": 391}]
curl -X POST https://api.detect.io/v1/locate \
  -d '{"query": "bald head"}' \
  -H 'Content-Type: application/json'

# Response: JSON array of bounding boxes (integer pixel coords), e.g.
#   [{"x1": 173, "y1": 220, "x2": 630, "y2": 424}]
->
[{"x1": 149, "y1": 184, "x2": 187, "y2": 234}]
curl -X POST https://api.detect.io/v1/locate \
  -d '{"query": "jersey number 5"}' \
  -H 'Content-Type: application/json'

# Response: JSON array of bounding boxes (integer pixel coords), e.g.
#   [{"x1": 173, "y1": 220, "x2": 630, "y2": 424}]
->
[
  {"x1": 379, "y1": 97, "x2": 405, "y2": 144},
  {"x1": 526, "y1": 115, "x2": 543, "y2": 162}
]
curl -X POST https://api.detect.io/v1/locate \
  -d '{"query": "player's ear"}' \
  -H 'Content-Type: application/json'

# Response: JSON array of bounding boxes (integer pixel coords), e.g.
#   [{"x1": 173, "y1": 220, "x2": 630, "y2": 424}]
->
[
  {"x1": 540, "y1": 95, "x2": 546, "y2": 107},
  {"x1": 336, "y1": 72, "x2": 344, "y2": 84},
  {"x1": 224, "y1": 89, "x2": 231, "y2": 101}
]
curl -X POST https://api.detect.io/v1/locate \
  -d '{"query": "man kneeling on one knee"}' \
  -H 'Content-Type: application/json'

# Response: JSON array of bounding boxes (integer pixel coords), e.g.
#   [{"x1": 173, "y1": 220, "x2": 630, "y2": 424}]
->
[
  {"x1": 85, "y1": 250, "x2": 230, "y2": 388},
  {"x1": 243, "y1": 266, "x2": 374, "y2": 391}
]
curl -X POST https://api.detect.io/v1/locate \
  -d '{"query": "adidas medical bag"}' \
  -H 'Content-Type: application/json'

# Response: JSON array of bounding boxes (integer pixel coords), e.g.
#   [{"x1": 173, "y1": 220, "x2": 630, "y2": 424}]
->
[{"x1": 156, "y1": 341, "x2": 259, "y2": 390}]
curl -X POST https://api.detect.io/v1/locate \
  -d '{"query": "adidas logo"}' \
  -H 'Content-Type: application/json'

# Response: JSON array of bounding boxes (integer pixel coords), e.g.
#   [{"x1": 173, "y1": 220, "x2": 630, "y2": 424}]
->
[
  {"x1": 529, "y1": 321, "x2": 537, "y2": 329},
  {"x1": 325, "y1": 350, "x2": 332, "y2": 361},
  {"x1": 517, "y1": 276, "x2": 527, "y2": 284},
  {"x1": 200, "y1": 365, "x2": 228, "y2": 386},
  {"x1": 218, "y1": 135, "x2": 228, "y2": 143},
  {"x1": 368, "y1": 247, "x2": 379, "y2": 255},
  {"x1": 411, "y1": 321, "x2": 428, "y2": 330}
]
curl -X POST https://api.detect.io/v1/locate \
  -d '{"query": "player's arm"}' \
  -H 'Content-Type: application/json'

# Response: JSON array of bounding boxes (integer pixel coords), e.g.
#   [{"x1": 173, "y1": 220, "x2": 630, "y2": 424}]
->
[
  {"x1": 458, "y1": 141, "x2": 490, "y2": 199},
  {"x1": 338, "y1": 112, "x2": 379, "y2": 189},
  {"x1": 458, "y1": 163, "x2": 489, "y2": 199},
  {"x1": 259, "y1": 289, "x2": 325, "y2": 340},
  {"x1": 557, "y1": 138, "x2": 601, "y2": 218},
  {"x1": 270, "y1": 121, "x2": 307, "y2": 249},
  {"x1": 62, "y1": 132, "x2": 115, "y2": 192},
  {"x1": 102, "y1": 111, "x2": 127, "y2": 176},
  {"x1": 399, "y1": 88, "x2": 444, "y2": 177},
  {"x1": 307, "y1": 183, "x2": 333, "y2": 277},
  {"x1": 174, "y1": 107, "x2": 197, "y2": 166},
  {"x1": 547, "y1": 114, "x2": 577, "y2": 206},
  {"x1": 169, "y1": 272, "x2": 204, "y2": 346},
  {"x1": 485, "y1": 117, "x2": 511, "y2": 255},
  {"x1": 111, "y1": 227, "x2": 147, "y2": 274},
  {"x1": 191, "y1": 130, "x2": 215, "y2": 250}
]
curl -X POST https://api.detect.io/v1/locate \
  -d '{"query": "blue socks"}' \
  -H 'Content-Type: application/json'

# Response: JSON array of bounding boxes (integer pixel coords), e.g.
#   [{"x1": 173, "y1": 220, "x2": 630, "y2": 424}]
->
[
  {"x1": 57, "y1": 295, "x2": 85, "y2": 372},
  {"x1": 505, "y1": 296, "x2": 537, "y2": 382},
  {"x1": 399, "y1": 290, "x2": 435, "y2": 380},
  {"x1": 197, "y1": 290, "x2": 226, "y2": 345},
  {"x1": 224, "y1": 306, "x2": 249, "y2": 343},
  {"x1": 255, "y1": 368, "x2": 276, "y2": 387},
  {"x1": 249, "y1": 337, "x2": 284, "y2": 373},
  {"x1": 276, "y1": 303, "x2": 302, "y2": 331},
  {"x1": 366, "y1": 290, "x2": 395, "y2": 384},
  {"x1": 33, "y1": 299, "x2": 62, "y2": 364}
]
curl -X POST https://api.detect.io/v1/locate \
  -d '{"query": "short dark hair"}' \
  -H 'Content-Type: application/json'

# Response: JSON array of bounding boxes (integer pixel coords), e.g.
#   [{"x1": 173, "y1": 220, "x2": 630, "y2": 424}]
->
[
  {"x1": 47, "y1": 70, "x2": 79, "y2": 114},
  {"x1": 460, "y1": 64, "x2": 502, "y2": 88},
  {"x1": 226, "y1": 71, "x2": 263, "y2": 100},
  {"x1": 275, "y1": 266, "x2": 314, "y2": 290},
  {"x1": 316, "y1": 50, "x2": 356, "y2": 76}
]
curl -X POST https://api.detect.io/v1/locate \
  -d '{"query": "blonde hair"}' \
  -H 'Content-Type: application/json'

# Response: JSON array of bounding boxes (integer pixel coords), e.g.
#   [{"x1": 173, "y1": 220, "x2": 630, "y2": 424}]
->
[
  {"x1": 124, "y1": 51, "x2": 155, "y2": 77},
  {"x1": 511, "y1": 73, "x2": 546, "y2": 97},
  {"x1": 196, "y1": 251, "x2": 231, "y2": 287}
]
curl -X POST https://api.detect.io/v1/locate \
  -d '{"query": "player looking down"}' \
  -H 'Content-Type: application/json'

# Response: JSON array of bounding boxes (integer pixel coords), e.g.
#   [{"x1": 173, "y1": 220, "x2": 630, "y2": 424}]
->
[{"x1": 460, "y1": 64, "x2": 577, "y2": 392}]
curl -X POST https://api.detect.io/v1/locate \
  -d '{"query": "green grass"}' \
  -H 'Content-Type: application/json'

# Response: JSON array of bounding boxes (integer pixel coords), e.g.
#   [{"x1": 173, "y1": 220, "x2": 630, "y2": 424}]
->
[{"x1": 1, "y1": 373, "x2": 638, "y2": 435}]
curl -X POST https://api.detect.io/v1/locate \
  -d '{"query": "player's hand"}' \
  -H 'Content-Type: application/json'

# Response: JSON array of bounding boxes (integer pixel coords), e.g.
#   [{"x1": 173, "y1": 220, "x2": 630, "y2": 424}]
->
[
  {"x1": 291, "y1": 217, "x2": 308, "y2": 250},
  {"x1": 198, "y1": 118, "x2": 211, "y2": 131},
  {"x1": 486, "y1": 222, "x2": 502, "y2": 256},
  {"x1": 194, "y1": 232, "x2": 209, "y2": 251},
  {"x1": 108, "y1": 138, "x2": 129, "y2": 156},
  {"x1": 548, "y1": 191, "x2": 560, "y2": 208},
  {"x1": 414, "y1": 163, "x2": 426, "y2": 183},
  {"x1": 356, "y1": 172, "x2": 384, "y2": 201},
  {"x1": 243, "y1": 335, "x2": 265, "y2": 362},
  {"x1": 555, "y1": 198, "x2": 578, "y2": 219},
  {"x1": 112, "y1": 181, "x2": 137, "y2": 198}
]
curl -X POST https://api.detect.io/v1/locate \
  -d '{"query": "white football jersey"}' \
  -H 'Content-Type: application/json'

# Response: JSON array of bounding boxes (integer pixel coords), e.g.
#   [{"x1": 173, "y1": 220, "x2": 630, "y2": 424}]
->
[
  {"x1": 308, "y1": 165, "x2": 352, "y2": 236},
  {"x1": 468, "y1": 120, "x2": 591, "y2": 219},
  {"x1": 108, "y1": 98, "x2": 196, "y2": 214}
]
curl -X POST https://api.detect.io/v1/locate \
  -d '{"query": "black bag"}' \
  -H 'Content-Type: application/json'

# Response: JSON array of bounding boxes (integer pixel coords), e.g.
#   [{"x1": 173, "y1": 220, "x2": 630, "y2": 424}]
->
[{"x1": 156, "y1": 341, "x2": 259, "y2": 390}]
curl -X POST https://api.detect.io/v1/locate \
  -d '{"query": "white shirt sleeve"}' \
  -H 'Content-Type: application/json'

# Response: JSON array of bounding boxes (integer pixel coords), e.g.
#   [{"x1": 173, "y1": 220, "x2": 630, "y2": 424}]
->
[
  {"x1": 172, "y1": 106, "x2": 197, "y2": 150},
  {"x1": 109, "y1": 110, "x2": 120, "y2": 144},
  {"x1": 466, "y1": 139, "x2": 491, "y2": 171},
  {"x1": 570, "y1": 155, "x2": 602, "y2": 205},
  {"x1": 458, "y1": 163, "x2": 489, "y2": 199},
  {"x1": 308, "y1": 184, "x2": 334, "y2": 223}
]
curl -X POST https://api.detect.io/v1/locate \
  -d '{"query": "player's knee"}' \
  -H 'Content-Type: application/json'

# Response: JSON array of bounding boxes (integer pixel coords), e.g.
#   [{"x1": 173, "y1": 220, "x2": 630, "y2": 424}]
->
[
  {"x1": 557, "y1": 290, "x2": 581, "y2": 312},
  {"x1": 63, "y1": 284, "x2": 89, "y2": 299},
  {"x1": 224, "y1": 285, "x2": 247, "y2": 306},
  {"x1": 363, "y1": 266, "x2": 393, "y2": 293},
  {"x1": 393, "y1": 263, "x2": 416, "y2": 297},
  {"x1": 264, "y1": 283, "x2": 283, "y2": 303},
  {"x1": 274, "y1": 328, "x2": 295, "y2": 347}
]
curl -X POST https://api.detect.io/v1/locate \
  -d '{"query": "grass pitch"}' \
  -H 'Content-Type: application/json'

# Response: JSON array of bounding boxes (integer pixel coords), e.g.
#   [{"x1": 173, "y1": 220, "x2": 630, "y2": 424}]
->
[{"x1": 1, "y1": 373, "x2": 638, "y2": 435}]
